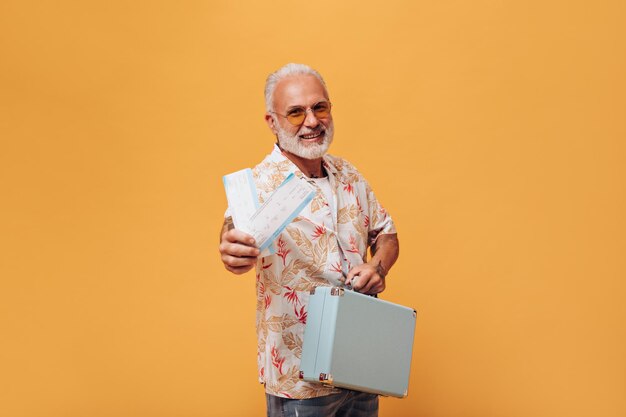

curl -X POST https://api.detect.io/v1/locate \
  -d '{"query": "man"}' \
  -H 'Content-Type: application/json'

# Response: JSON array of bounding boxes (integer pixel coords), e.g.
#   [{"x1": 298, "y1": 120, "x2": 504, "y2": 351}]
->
[{"x1": 219, "y1": 63, "x2": 399, "y2": 417}]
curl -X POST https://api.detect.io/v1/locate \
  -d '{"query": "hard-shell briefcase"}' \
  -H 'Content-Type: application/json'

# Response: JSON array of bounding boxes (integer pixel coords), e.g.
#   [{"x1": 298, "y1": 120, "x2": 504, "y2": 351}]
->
[{"x1": 299, "y1": 286, "x2": 417, "y2": 397}]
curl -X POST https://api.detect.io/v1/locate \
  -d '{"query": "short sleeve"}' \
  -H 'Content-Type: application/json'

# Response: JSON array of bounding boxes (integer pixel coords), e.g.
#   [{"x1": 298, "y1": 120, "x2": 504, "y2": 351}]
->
[{"x1": 365, "y1": 180, "x2": 396, "y2": 246}]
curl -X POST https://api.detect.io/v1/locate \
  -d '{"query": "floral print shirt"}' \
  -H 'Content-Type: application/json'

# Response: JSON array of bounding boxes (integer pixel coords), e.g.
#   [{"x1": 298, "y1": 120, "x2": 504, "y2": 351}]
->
[{"x1": 248, "y1": 145, "x2": 396, "y2": 399}]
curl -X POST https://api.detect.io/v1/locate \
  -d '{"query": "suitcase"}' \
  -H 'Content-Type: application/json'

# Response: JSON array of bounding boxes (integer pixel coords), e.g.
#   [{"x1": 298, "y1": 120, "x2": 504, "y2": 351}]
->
[{"x1": 299, "y1": 286, "x2": 417, "y2": 397}]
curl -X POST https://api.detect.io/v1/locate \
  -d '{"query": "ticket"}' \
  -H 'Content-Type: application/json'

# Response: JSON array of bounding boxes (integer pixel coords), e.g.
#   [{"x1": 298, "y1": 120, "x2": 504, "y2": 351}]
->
[{"x1": 223, "y1": 170, "x2": 316, "y2": 252}]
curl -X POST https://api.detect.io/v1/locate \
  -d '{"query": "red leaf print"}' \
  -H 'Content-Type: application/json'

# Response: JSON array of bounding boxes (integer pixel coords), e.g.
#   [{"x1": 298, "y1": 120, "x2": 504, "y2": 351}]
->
[
  {"x1": 264, "y1": 293, "x2": 272, "y2": 310},
  {"x1": 276, "y1": 236, "x2": 290, "y2": 266},
  {"x1": 330, "y1": 262, "x2": 343, "y2": 273},
  {"x1": 283, "y1": 286, "x2": 300, "y2": 306},
  {"x1": 346, "y1": 234, "x2": 360, "y2": 253},
  {"x1": 356, "y1": 196, "x2": 363, "y2": 213},
  {"x1": 311, "y1": 224, "x2": 326, "y2": 239},
  {"x1": 271, "y1": 345, "x2": 285, "y2": 374},
  {"x1": 364, "y1": 215, "x2": 370, "y2": 228},
  {"x1": 345, "y1": 258, "x2": 353, "y2": 272},
  {"x1": 343, "y1": 181, "x2": 354, "y2": 194},
  {"x1": 295, "y1": 305, "x2": 307, "y2": 324}
]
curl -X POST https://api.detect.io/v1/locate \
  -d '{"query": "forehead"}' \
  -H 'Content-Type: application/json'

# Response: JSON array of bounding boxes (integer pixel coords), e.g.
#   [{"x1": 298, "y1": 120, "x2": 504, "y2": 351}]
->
[{"x1": 273, "y1": 74, "x2": 329, "y2": 110}]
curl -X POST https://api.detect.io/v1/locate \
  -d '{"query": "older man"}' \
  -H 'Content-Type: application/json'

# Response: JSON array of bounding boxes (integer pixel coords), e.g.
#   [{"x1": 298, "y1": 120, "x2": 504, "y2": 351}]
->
[{"x1": 219, "y1": 63, "x2": 399, "y2": 417}]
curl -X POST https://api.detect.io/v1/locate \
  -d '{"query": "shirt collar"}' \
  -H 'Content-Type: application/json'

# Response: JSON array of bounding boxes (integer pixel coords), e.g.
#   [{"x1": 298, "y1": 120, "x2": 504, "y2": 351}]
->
[{"x1": 269, "y1": 144, "x2": 338, "y2": 177}]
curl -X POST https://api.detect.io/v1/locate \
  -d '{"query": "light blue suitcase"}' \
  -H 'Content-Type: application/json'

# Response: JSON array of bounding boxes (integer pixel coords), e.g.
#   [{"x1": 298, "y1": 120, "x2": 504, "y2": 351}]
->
[{"x1": 299, "y1": 286, "x2": 417, "y2": 397}]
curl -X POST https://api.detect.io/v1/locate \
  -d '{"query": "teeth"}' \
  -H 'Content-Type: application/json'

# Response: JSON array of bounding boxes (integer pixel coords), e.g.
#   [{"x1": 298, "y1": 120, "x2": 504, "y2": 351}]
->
[{"x1": 301, "y1": 132, "x2": 322, "y2": 139}]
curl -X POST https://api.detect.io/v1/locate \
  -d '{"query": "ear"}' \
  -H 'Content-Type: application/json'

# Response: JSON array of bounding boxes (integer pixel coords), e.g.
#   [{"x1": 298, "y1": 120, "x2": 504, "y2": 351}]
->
[{"x1": 265, "y1": 113, "x2": 278, "y2": 135}]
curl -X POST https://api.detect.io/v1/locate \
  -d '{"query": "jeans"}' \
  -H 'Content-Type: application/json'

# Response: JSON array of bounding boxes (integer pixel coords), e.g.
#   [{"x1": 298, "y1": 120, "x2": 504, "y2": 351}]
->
[{"x1": 266, "y1": 390, "x2": 378, "y2": 417}]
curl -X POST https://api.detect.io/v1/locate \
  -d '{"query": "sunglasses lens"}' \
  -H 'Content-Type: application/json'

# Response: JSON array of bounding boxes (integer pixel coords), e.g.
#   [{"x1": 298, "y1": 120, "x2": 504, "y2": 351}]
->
[
  {"x1": 313, "y1": 102, "x2": 330, "y2": 118},
  {"x1": 287, "y1": 115, "x2": 305, "y2": 125},
  {"x1": 283, "y1": 102, "x2": 331, "y2": 125},
  {"x1": 286, "y1": 109, "x2": 305, "y2": 125}
]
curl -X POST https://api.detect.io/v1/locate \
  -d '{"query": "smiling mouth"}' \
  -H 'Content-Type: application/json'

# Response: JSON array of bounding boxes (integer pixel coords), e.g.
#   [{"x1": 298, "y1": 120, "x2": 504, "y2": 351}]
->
[{"x1": 299, "y1": 130, "x2": 324, "y2": 140}]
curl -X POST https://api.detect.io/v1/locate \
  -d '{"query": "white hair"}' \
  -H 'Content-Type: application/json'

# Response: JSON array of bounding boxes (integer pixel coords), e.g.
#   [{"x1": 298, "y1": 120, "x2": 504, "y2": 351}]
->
[{"x1": 264, "y1": 63, "x2": 327, "y2": 112}]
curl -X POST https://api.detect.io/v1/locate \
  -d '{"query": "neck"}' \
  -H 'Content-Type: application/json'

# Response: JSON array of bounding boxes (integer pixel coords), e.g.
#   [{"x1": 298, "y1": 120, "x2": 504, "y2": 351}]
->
[{"x1": 279, "y1": 147, "x2": 325, "y2": 178}]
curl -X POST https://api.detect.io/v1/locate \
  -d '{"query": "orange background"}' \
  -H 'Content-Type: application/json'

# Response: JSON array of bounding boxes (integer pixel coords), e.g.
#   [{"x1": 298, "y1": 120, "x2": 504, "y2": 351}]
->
[{"x1": 1, "y1": 1, "x2": 625, "y2": 416}]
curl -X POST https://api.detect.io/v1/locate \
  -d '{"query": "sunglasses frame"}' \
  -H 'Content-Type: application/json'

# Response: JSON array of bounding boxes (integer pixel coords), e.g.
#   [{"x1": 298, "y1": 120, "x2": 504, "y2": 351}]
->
[{"x1": 271, "y1": 101, "x2": 332, "y2": 126}]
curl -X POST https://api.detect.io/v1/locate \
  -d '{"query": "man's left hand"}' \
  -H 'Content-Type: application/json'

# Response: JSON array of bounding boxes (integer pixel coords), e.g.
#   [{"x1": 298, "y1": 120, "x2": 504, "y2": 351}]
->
[{"x1": 346, "y1": 262, "x2": 386, "y2": 295}]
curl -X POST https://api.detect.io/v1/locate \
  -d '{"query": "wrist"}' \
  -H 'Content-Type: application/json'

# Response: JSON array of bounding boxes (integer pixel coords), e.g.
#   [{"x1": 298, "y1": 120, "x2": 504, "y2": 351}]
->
[{"x1": 372, "y1": 260, "x2": 387, "y2": 278}]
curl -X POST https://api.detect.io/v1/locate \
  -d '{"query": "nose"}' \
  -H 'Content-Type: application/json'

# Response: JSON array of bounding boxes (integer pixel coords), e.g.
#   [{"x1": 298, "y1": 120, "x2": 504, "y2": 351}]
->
[{"x1": 302, "y1": 108, "x2": 320, "y2": 128}]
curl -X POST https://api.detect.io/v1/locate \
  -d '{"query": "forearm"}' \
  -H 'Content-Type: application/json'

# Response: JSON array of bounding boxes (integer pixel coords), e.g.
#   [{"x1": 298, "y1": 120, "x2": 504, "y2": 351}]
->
[{"x1": 369, "y1": 233, "x2": 399, "y2": 277}]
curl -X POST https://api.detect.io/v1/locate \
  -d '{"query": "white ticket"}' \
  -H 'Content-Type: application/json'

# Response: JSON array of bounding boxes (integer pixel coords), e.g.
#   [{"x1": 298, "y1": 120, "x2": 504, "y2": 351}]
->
[
  {"x1": 223, "y1": 170, "x2": 316, "y2": 252},
  {"x1": 222, "y1": 168, "x2": 259, "y2": 232}
]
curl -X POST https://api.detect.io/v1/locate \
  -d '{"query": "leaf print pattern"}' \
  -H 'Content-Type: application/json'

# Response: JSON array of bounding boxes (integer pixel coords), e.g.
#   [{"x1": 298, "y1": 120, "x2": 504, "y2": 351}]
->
[
  {"x1": 294, "y1": 305, "x2": 307, "y2": 324},
  {"x1": 281, "y1": 258, "x2": 307, "y2": 285},
  {"x1": 250, "y1": 145, "x2": 395, "y2": 399},
  {"x1": 283, "y1": 286, "x2": 300, "y2": 306},
  {"x1": 276, "y1": 236, "x2": 290, "y2": 266},
  {"x1": 286, "y1": 227, "x2": 314, "y2": 258},
  {"x1": 311, "y1": 224, "x2": 326, "y2": 239},
  {"x1": 291, "y1": 276, "x2": 330, "y2": 292},
  {"x1": 337, "y1": 205, "x2": 359, "y2": 224},
  {"x1": 346, "y1": 234, "x2": 360, "y2": 253},
  {"x1": 271, "y1": 345, "x2": 286, "y2": 374},
  {"x1": 310, "y1": 194, "x2": 326, "y2": 213},
  {"x1": 282, "y1": 332, "x2": 303, "y2": 358}
]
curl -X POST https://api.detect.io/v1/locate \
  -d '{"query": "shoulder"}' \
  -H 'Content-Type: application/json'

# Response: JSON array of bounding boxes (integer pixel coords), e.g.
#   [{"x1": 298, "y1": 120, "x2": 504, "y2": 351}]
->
[
  {"x1": 251, "y1": 147, "x2": 286, "y2": 176},
  {"x1": 251, "y1": 148, "x2": 293, "y2": 196},
  {"x1": 324, "y1": 154, "x2": 361, "y2": 176}
]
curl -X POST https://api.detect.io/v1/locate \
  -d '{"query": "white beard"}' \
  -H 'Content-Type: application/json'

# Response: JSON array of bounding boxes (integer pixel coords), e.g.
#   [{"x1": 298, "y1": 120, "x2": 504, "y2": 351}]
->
[{"x1": 275, "y1": 121, "x2": 334, "y2": 160}]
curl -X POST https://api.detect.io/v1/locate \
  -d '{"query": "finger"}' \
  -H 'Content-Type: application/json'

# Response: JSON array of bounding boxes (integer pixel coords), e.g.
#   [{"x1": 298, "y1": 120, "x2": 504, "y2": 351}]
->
[
  {"x1": 225, "y1": 264, "x2": 255, "y2": 275},
  {"x1": 351, "y1": 269, "x2": 374, "y2": 290},
  {"x1": 359, "y1": 274, "x2": 380, "y2": 294},
  {"x1": 223, "y1": 229, "x2": 257, "y2": 246},
  {"x1": 221, "y1": 254, "x2": 258, "y2": 268},
  {"x1": 365, "y1": 278, "x2": 385, "y2": 295},
  {"x1": 352, "y1": 274, "x2": 371, "y2": 292},
  {"x1": 346, "y1": 272, "x2": 363, "y2": 287},
  {"x1": 220, "y1": 241, "x2": 260, "y2": 258},
  {"x1": 347, "y1": 274, "x2": 358, "y2": 288},
  {"x1": 346, "y1": 265, "x2": 366, "y2": 282}
]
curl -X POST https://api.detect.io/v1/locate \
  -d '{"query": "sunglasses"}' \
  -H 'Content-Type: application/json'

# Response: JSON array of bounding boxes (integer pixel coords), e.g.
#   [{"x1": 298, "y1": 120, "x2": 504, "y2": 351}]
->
[{"x1": 272, "y1": 101, "x2": 332, "y2": 126}]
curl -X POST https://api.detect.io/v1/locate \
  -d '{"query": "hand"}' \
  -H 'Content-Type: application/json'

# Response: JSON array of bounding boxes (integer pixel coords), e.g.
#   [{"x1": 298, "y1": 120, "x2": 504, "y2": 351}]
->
[
  {"x1": 219, "y1": 229, "x2": 260, "y2": 274},
  {"x1": 346, "y1": 261, "x2": 386, "y2": 295}
]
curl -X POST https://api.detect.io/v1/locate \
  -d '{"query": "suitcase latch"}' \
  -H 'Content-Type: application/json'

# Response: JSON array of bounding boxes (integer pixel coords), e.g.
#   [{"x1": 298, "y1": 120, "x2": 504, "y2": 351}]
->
[
  {"x1": 330, "y1": 287, "x2": 345, "y2": 296},
  {"x1": 319, "y1": 373, "x2": 333, "y2": 384}
]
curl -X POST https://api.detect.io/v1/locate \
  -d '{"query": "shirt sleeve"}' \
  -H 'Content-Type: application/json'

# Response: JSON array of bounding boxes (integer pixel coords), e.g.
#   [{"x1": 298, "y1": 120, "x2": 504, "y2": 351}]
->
[{"x1": 365, "y1": 179, "x2": 396, "y2": 247}]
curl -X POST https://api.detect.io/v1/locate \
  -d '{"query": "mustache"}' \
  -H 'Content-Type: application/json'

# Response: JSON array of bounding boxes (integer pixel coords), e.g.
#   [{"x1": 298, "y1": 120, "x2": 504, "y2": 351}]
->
[{"x1": 298, "y1": 126, "x2": 325, "y2": 136}]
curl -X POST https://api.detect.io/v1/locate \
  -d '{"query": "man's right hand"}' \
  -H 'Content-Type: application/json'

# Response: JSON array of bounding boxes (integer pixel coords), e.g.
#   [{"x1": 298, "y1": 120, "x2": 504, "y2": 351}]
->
[{"x1": 219, "y1": 228, "x2": 260, "y2": 275}]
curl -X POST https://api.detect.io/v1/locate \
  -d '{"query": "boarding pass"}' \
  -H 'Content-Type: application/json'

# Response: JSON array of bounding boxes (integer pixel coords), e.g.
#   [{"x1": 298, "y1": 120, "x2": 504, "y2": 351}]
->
[{"x1": 223, "y1": 169, "x2": 316, "y2": 252}]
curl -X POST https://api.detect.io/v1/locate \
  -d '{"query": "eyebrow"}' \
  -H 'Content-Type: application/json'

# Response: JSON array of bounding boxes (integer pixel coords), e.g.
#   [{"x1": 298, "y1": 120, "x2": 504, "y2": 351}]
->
[{"x1": 285, "y1": 100, "x2": 329, "y2": 112}]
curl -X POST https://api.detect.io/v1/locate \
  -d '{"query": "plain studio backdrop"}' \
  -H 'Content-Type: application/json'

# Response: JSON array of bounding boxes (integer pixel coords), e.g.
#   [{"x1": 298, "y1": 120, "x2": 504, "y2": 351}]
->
[{"x1": 1, "y1": 1, "x2": 624, "y2": 416}]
